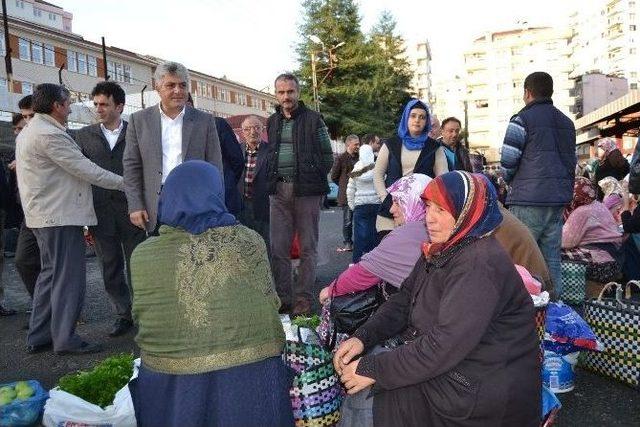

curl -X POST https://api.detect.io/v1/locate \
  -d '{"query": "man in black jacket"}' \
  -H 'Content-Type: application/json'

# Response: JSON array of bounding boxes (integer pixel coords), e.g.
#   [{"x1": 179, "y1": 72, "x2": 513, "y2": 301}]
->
[
  {"x1": 74, "y1": 82, "x2": 145, "y2": 337},
  {"x1": 266, "y1": 73, "x2": 334, "y2": 315}
]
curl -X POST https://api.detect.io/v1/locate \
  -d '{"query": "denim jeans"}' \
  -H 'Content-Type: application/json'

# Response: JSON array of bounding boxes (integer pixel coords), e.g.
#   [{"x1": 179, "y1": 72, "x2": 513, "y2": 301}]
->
[
  {"x1": 509, "y1": 205, "x2": 564, "y2": 294},
  {"x1": 352, "y1": 204, "x2": 379, "y2": 263},
  {"x1": 342, "y1": 206, "x2": 353, "y2": 245}
]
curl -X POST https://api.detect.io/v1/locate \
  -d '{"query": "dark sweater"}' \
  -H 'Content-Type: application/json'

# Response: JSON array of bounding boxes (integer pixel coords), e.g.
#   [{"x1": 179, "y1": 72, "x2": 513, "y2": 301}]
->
[{"x1": 354, "y1": 236, "x2": 540, "y2": 426}]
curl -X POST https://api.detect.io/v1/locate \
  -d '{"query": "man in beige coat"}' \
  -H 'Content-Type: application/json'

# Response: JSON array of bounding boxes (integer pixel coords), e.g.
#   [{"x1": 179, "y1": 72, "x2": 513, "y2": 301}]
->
[{"x1": 16, "y1": 84, "x2": 124, "y2": 355}]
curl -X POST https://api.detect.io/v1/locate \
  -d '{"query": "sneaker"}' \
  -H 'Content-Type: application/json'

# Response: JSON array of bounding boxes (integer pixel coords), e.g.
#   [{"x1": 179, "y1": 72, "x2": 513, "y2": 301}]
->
[{"x1": 336, "y1": 243, "x2": 353, "y2": 253}]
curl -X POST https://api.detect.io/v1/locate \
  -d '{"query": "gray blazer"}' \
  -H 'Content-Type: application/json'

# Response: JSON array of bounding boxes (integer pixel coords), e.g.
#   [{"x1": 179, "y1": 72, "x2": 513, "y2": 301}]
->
[
  {"x1": 123, "y1": 105, "x2": 223, "y2": 231},
  {"x1": 15, "y1": 113, "x2": 124, "y2": 228}
]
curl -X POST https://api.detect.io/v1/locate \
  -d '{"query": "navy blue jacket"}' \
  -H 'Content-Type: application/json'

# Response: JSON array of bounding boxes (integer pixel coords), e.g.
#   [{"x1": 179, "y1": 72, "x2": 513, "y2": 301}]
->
[
  {"x1": 214, "y1": 117, "x2": 245, "y2": 216},
  {"x1": 507, "y1": 99, "x2": 576, "y2": 207}
]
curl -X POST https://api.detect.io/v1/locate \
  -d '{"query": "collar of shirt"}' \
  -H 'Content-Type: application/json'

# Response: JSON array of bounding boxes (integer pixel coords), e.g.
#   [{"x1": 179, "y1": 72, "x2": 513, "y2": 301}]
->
[
  {"x1": 100, "y1": 120, "x2": 124, "y2": 148},
  {"x1": 159, "y1": 104, "x2": 186, "y2": 123},
  {"x1": 246, "y1": 142, "x2": 261, "y2": 155}
]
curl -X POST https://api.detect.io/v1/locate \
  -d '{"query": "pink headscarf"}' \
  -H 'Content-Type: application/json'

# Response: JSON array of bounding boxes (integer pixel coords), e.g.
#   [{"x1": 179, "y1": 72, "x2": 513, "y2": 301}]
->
[
  {"x1": 387, "y1": 174, "x2": 432, "y2": 222},
  {"x1": 603, "y1": 193, "x2": 623, "y2": 211},
  {"x1": 597, "y1": 138, "x2": 619, "y2": 158}
]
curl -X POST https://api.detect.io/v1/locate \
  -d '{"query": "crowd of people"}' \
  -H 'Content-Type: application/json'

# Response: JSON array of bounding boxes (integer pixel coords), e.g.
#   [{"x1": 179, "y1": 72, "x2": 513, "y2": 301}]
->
[{"x1": 0, "y1": 64, "x2": 639, "y2": 426}]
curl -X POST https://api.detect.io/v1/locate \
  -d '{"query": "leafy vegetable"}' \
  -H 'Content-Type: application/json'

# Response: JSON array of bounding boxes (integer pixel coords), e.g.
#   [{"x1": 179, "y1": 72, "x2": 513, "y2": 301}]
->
[
  {"x1": 57, "y1": 353, "x2": 135, "y2": 408},
  {"x1": 292, "y1": 314, "x2": 321, "y2": 330}
]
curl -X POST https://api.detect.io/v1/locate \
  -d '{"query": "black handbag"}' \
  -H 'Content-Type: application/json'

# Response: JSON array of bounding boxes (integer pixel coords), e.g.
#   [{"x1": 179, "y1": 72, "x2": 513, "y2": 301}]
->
[{"x1": 329, "y1": 283, "x2": 383, "y2": 335}]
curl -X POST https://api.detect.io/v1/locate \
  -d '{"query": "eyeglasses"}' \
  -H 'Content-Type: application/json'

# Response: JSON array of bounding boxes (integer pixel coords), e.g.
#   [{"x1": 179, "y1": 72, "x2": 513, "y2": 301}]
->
[{"x1": 242, "y1": 125, "x2": 263, "y2": 131}]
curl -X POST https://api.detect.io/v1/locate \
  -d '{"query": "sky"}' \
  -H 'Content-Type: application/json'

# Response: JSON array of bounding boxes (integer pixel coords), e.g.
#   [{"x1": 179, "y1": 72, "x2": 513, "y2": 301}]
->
[{"x1": 56, "y1": 0, "x2": 580, "y2": 91}]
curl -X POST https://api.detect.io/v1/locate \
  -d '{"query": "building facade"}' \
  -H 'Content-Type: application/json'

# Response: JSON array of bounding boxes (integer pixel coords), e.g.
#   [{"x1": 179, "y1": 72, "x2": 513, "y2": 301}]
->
[
  {"x1": 0, "y1": 2, "x2": 274, "y2": 126},
  {"x1": 408, "y1": 40, "x2": 434, "y2": 105},
  {"x1": 462, "y1": 27, "x2": 573, "y2": 162},
  {"x1": 571, "y1": 73, "x2": 629, "y2": 117}
]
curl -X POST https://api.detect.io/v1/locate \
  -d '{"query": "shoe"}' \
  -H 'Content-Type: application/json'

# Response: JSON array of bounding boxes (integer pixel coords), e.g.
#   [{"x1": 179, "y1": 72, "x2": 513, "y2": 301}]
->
[
  {"x1": 336, "y1": 243, "x2": 353, "y2": 252},
  {"x1": 56, "y1": 341, "x2": 103, "y2": 355},
  {"x1": 292, "y1": 298, "x2": 312, "y2": 317},
  {"x1": 0, "y1": 305, "x2": 17, "y2": 316},
  {"x1": 278, "y1": 303, "x2": 292, "y2": 315},
  {"x1": 26, "y1": 342, "x2": 52, "y2": 354},
  {"x1": 109, "y1": 318, "x2": 134, "y2": 337}
]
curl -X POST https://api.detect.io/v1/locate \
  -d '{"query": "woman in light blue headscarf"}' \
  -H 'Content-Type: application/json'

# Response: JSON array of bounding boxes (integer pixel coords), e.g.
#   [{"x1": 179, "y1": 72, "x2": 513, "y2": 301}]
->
[{"x1": 373, "y1": 99, "x2": 448, "y2": 241}]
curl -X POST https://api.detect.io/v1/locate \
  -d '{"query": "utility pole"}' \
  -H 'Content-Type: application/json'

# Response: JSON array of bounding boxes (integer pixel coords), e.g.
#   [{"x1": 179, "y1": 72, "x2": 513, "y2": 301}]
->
[
  {"x1": 2, "y1": 0, "x2": 13, "y2": 88},
  {"x1": 310, "y1": 50, "x2": 319, "y2": 112},
  {"x1": 101, "y1": 37, "x2": 109, "y2": 80}
]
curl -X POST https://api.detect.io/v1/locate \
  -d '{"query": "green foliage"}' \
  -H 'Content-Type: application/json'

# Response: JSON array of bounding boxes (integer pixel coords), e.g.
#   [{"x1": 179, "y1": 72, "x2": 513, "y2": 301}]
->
[
  {"x1": 296, "y1": 1, "x2": 413, "y2": 138},
  {"x1": 57, "y1": 353, "x2": 135, "y2": 408},
  {"x1": 292, "y1": 314, "x2": 321, "y2": 330}
]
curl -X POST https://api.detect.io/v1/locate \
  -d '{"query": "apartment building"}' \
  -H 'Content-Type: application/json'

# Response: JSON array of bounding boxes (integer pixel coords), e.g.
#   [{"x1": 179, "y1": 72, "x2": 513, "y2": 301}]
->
[
  {"x1": 430, "y1": 74, "x2": 466, "y2": 124},
  {"x1": 570, "y1": 0, "x2": 640, "y2": 90},
  {"x1": 408, "y1": 40, "x2": 434, "y2": 104},
  {"x1": 462, "y1": 27, "x2": 573, "y2": 162},
  {"x1": 0, "y1": 1, "x2": 274, "y2": 125}
]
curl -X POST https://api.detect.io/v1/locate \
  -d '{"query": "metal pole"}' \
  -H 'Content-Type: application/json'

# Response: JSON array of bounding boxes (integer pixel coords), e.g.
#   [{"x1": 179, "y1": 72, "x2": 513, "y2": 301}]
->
[
  {"x1": 310, "y1": 50, "x2": 319, "y2": 112},
  {"x1": 2, "y1": 0, "x2": 13, "y2": 87},
  {"x1": 141, "y1": 84, "x2": 146, "y2": 109},
  {"x1": 101, "y1": 36, "x2": 109, "y2": 80},
  {"x1": 463, "y1": 99, "x2": 469, "y2": 149}
]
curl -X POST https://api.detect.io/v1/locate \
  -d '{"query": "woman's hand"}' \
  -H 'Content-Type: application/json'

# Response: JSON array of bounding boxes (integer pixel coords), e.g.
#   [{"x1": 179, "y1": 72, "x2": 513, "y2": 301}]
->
[
  {"x1": 319, "y1": 286, "x2": 331, "y2": 304},
  {"x1": 333, "y1": 337, "x2": 364, "y2": 374},
  {"x1": 340, "y1": 358, "x2": 375, "y2": 395}
]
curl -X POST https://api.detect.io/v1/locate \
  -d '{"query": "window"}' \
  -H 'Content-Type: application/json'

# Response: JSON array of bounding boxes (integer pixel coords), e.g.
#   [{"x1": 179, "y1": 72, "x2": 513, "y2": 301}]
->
[
  {"x1": 77, "y1": 53, "x2": 87, "y2": 74},
  {"x1": 252, "y1": 97, "x2": 260, "y2": 109},
  {"x1": 15, "y1": 0, "x2": 24, "y2": 8},
  {"x1": 48, "y1": 13, "x2": 57, "y2": 21},
  {"x1": 631, "y1": 48, "x2": 637, "y2": 54},
  {"x1": 22, "y1": 82, "x2": 33, "y2": 95},
  {"x1": 237, "y1": 93, "x2": 247, "y2": 106},
  {"x1": 31, "y1": 41, "x2": 43, "y2": 64},
  {"x1": 19, "y1": 38, "x2": 30, "y2": 61},
  {"x1": 631, "y1": 72, "x2": 638, "y2": 78},
  {"x1": 33, "y1": 8, "x2": 42, "y2": 17},
  {"x1": 631, "y1": 83, "x2": 638, "y2": 89},
  {"x1": 107, "y1": 61, "x2": 115, "y2": 79},
  {"x1": 67, "y1": 50, "x2": 77, "y2": 72},
  {"x1": 115, "y1": 63, "x2": 123, "y2": 82},
  {"x1": 44, "y1": 43, "x2": 54, "y2": 66},
  {"x1": 0, "y1": 37, "x2": 5, "y2": 56},
  {"x1": 0, "y1": 78, "x2": 7, "y2": 91},
  {"x1": 631, "y1": 25, "x2": 637, "y2": 31},
  {"x1": 88, "y1": 56, "x2": 97, "y2": 77},
  {"x1": 218, "y1": 88, "x2": 229, "y2": 102},
  {"x1": 123, "y1": 65, "x2": 131, "y2": 83}
]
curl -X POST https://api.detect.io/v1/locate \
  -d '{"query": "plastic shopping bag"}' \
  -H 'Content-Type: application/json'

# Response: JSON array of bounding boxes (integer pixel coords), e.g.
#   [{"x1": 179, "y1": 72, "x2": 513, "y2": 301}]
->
[{"x1": 42, "y1": 359, "x2": 140, "y2": 427}]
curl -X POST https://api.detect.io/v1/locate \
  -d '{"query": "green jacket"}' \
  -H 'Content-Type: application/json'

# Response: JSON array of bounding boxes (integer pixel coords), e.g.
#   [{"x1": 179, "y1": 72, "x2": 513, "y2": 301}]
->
[{"x1": 131, "y1": 224, "x2": 284, "y2": 374}]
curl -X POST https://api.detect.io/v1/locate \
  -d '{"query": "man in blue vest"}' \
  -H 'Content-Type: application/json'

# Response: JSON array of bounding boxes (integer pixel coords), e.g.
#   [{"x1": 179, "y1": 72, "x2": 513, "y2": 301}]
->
[{"x1": 500, "y1": 71, "x2": 576, "y2": 294}]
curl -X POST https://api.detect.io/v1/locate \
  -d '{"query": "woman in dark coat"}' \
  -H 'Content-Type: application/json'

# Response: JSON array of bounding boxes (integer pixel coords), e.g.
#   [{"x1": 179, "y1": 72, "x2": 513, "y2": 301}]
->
[
  {"x1": 334, "y1": 171, "x2": 540, "y2": 427},
  {"x1": 594, "y1": 137, "x2": 629, "y2": 199}
]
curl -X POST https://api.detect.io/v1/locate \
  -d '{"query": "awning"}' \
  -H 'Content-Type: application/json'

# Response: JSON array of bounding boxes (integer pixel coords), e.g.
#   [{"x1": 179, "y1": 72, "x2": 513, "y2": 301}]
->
[{"x1": 575, "y1": 90, "x2": 640, "y2": 139}]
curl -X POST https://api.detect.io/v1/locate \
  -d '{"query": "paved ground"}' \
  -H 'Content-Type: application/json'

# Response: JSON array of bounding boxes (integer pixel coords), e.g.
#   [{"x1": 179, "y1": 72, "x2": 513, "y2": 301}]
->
[{"x1": 0, "y1": 208, "x2": 638, "y2": 426}]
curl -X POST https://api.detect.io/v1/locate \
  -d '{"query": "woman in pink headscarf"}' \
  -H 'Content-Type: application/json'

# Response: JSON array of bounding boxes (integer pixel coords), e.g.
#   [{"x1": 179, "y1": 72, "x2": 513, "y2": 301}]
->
[{"x1": 319, "y1": 174, "x2": 431, "y2": 303}]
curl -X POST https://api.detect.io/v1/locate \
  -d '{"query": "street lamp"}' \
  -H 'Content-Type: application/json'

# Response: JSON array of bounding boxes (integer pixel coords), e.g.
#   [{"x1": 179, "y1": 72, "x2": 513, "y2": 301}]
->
[{"x1": 308, "y1": 35, "x2": 345, "y2": 112}]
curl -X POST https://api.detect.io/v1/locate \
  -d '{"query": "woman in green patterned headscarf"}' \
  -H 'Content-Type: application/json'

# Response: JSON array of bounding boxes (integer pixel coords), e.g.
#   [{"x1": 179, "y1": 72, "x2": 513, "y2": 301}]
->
[{"x1": 129, "y1": 161, "x2": 293, "y2": 427}]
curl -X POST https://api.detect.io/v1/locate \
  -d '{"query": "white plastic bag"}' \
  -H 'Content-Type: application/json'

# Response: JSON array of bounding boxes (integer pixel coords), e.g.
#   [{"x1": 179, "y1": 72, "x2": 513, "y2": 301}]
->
[{"x1": 42, "y1": 358, "x2": 140, "y2": 427}]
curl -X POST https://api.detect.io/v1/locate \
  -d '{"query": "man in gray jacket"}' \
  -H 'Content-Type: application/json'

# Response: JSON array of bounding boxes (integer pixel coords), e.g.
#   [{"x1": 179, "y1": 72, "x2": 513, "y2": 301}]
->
[
  {"x1": 16, "y1": 84, "x2": 124, "y2": 355},
  {"x1": 123, "y1": 61, "x2": 223, "y2": 232}
]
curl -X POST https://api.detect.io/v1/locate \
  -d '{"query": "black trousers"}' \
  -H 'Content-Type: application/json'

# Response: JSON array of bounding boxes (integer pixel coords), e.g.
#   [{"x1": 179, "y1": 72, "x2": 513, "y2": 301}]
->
[
  {"x1": 342, "y1": 205, "x2": 353, "y2": 245},
  {"x1": 15, "y1": 221, "x2": 41, "y2": 298},
  {"x1": 91, "y1": 207, "x2": 146, "y2": 321}
]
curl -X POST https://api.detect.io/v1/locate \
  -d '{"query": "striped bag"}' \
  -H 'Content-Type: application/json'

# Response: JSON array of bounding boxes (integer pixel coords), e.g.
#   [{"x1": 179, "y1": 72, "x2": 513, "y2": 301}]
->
[
  {"x1": 560, "y1": 261, "x2": 587, "y2": 305},
  {"x1": 284, "y1": 328, "x2": 344, "y2": 426},
  {"x1": 580, "y1": 281, "x2": 640, "y2": 389}
]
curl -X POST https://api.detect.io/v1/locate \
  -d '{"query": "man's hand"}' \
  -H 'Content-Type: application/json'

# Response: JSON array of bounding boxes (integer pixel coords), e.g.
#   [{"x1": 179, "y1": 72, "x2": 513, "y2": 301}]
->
[
  {"x1": 333, "y1": 337, "x2": 364, "y2": 374},
  {"x1": 319, "y1": 286, "x2": 331, "y2": 304},
  {"x1": 8, "y1": 160, "x2": 16, "y2": 171},
  {"x1": 130, "y1": 210, "x2": 149, "y2": 230},
  {"x1": 340, "y1": 358, "x2": 376, "y2": 395}
]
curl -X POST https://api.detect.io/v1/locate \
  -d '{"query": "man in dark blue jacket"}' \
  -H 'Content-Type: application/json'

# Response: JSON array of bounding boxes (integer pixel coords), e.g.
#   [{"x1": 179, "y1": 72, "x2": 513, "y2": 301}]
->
[
  {"x1": 214, "y1": 117, "x2": 244, "y2": 217},
  {"x1": 500, "y1": 71, "x2": 576, "y2": 294}
]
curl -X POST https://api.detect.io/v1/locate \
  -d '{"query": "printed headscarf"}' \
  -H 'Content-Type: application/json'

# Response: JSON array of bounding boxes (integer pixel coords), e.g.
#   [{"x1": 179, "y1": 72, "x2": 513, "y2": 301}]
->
[
  {"x1": 387, "y1": 173, "x2": 432, "y2": 223},
  {"x1": 420, "y1": 171, "x2": 502, "y2": 258},
  {"x1": 397, "y1": 99, "x2": 431, "y2": 151},
  {"x1": 158, "y1": 160, "x2": 237, "y2": 234},
  {"x1": 563, "y1": 177, "x2": 597, "y2": 222},
  {"x1": 597, "y1": 138, "x2": 618, "y2": 156}
]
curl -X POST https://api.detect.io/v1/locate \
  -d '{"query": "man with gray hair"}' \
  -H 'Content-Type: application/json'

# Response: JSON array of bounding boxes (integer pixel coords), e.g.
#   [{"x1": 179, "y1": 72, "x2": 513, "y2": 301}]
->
[
  {"x1": 331, "y1": 134, "x2": 360, "y2": 252},
  {"x1": 123, "y1": 61, "x2": 223, "y2": 232},
  {"x1": 16, "y1": 83, "x2": 124, "y2": 354}
]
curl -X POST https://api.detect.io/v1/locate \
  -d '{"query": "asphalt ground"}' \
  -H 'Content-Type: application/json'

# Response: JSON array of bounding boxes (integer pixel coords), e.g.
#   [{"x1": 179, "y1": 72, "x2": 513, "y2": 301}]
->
[{"x1": 0, "y1": 208, "x2": 638, "y2": 426}]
